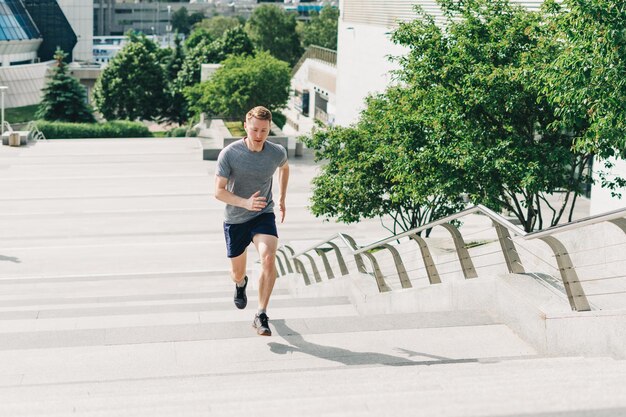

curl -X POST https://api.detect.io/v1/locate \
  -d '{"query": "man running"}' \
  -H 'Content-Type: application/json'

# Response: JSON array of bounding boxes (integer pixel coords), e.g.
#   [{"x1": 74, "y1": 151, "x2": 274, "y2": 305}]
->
[{"x1": 214, "y1": 106, "x2": 289, "y2": 336}]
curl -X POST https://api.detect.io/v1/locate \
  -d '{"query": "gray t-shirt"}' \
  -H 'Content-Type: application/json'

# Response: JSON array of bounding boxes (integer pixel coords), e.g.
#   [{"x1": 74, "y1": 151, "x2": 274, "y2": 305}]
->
[{"x1": 216, "y1": 138, "x2": 288, "y2": 224}]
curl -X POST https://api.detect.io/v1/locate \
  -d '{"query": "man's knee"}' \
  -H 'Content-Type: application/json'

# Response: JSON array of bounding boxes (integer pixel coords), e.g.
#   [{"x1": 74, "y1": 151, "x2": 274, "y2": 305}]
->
[{"x1": 260, "y1": 252, "x2": 277, "y2": 269}]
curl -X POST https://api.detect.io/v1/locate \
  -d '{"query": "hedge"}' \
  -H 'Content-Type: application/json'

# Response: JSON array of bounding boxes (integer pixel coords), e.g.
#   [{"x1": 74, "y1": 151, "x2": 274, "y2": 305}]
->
[{"x1": 34, "y1": 120, "x2": 151, "y2": 139}]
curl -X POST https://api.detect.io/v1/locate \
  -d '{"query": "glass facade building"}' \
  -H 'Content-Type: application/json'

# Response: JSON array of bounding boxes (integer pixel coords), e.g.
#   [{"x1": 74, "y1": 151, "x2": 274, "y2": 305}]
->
[
  {"x1": 0, "y1": 0, "x2": 41, "y2": 41},
  {"x1": 23, "y1": 0, "x2": 77, "y2": 61}
]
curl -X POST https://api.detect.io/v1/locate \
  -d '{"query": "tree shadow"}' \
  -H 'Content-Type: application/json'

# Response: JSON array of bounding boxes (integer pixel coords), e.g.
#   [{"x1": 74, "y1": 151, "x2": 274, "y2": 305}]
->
[
  {"x1": 0, "y1": 255, "x2": 20, "y2": 263},
  {"x1": 269, "y1": 319, "x2": 478, "y2": 367}
]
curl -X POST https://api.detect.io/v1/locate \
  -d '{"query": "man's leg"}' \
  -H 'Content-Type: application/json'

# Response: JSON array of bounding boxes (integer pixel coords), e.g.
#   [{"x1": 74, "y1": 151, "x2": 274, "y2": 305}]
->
[
  {"x1": 230, "y1": 250, "x2": 249, "y2": 309},
  {"x1": 252, "y1": 233, "x2": 278, "y2": 310},
  {"x1": 229, "y1": 250, "x2": 247, "y2": 285}
]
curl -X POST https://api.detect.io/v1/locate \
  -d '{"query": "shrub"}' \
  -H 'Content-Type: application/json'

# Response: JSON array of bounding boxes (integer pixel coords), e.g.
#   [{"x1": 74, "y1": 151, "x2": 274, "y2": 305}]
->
[
  {"x1": 166, "y1": 127, "x2": 188, "y2": 137},
  {"x1": 272, "y1": 112, "x2": 286, "y2": 129},
  {"x1": 34, "y1": 120, "x2": 151, "y2": 139}
]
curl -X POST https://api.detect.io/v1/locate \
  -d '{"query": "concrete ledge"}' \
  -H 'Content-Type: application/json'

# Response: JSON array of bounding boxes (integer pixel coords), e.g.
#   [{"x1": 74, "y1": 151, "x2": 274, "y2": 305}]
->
[
  {"x1": 282, "y1": 271, "x2": 626, "y2": 358},
  {"x1": 2, "y1": 131, "x2": 30, "y2": 146}
]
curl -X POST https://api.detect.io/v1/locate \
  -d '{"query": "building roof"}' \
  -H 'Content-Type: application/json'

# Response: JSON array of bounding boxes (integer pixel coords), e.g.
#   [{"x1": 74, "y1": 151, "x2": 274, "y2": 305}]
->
[{"x1": 0, "y1": 0, "x2": 41, "y2": 41}]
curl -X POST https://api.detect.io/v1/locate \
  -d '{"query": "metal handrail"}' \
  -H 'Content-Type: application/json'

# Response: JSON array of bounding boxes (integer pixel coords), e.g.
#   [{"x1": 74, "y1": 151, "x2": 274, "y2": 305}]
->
[
  {"x1": 283, "y1": 204, "x2": 626, "y2": 312},
  {"x1": 292, "y1": 45, "x2": 337, "y2": 75},
  {"x1": 27, "y1": 121, "x2": 46, "y2": 140},
  {"x1": 292, "y1": 204, "x2": 626, "y2": 258}
]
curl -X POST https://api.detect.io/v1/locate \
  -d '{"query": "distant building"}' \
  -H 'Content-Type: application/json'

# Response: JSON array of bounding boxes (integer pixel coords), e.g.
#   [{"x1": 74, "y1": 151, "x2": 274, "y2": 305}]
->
[
  {"x1": 283, "y1": 45, "x2": 336, "y2": 137},
  {"x1": 335, "y1": 0, "x2": 544, "y2": 127},
  {"x1": 0, "y1": 0, "x2": 93, "y2": 109},
  {"x1": 94, "y1": 1, "x2": 212, "y2": 36}
]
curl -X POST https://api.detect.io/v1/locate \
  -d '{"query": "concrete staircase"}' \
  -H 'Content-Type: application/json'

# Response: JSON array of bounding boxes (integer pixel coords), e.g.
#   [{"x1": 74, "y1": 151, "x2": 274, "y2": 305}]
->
[{"x1": 0, "y1": 138, "x2": 625, "y2": 416}]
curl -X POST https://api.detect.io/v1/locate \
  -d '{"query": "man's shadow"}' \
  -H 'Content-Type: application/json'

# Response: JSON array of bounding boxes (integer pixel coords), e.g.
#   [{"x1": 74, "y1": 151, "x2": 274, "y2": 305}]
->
[
  {"x1": 0, "y1": 255, "x2": 20, "y2": 263},
  {"x1": 268, "y1": 319, "x2": 478, "y2": 367}
]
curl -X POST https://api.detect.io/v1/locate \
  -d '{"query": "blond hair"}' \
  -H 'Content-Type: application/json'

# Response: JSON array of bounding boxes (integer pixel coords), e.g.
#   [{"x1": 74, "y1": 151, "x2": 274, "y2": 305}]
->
[{"x1": 246, "y1": 106, "x2": 272, "y2": 123}]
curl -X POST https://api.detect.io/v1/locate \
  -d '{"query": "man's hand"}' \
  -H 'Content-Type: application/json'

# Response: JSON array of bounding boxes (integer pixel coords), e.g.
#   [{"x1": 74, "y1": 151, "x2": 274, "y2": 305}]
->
[
  {"x1": 246, "y1": 191, "x2": 267, "y2": 212},
  {"x1": 278, "y1": 199, "x2": 286, "y2": 223}
]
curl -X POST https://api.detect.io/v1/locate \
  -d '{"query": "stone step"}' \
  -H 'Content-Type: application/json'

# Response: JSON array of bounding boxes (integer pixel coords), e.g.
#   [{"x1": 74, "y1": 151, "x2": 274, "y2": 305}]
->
[
  {"x1": 0, "y1": 304, "x2": 360, "y2": 334},
  {"x1": 0, "y1": 320, "x2": 535, "y2": 387},
  {"x1": 0, "y1": 241, "x2": 228, "y2": 279},
  {"x1": 1, "y1": 356, "x2": 623, "y2": 413},
  {"x1": 0, "y1": 151, "x2": 202, "y2": 165},
  {"x1": 0, "y1": 175, "x2": 211, "y2": 200},
  {"x1": 4, "y1": 138, "x2": 202, "y2": 156},
  {"x1": 0, "y1": 206, "x2": 327, "y2": 244},
  {"x1": 0, "y1": 309, "x2": 495, "y2": 349},
  {"x1": 0, "y1": 161, "x2": 211, "y2": 179},
  {"x1": 0, "y1": 194, "x2": 218, "y2": 215}
]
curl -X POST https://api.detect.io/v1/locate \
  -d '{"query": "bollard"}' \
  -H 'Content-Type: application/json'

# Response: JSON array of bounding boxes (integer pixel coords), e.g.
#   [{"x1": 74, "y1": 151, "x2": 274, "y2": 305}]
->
[
  {"x1": 8, "y1": 132, "x2": 20, "y2": 147},
  {"x1": 295, "y1": 141, "x2": 303, "y2": 157}
]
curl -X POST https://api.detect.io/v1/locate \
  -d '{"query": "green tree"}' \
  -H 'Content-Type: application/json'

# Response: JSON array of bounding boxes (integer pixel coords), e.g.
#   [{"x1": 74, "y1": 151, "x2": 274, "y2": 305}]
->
[
  {"x1": 165, "y1": 33, "x2": 185, "y2": 81},
  {"x1": 186, "y1": 51, "x2": 290, "y2": 121},
  {"x1": 195, "y1": 15, "x2": 244, "y2": 39},
  {"x1": 163, "y1": 34, "x2": 188, "y2": 124},
  {"x1": 390, "y1": 0, "x2": 592, "y2": 231},
  {"x1": 171, "y1": 7, "x2": 203, "y2": 35},
  {"x1": 540, "y1": 0, "x2": 626, "y2": 193},
  {"x1": 303, "y1": 87, "x2": 466, "y2": 234},
  {"x1": 305, "y1": 0, "x2": 594, "y2": 233},
  {"x1": 36, "y1": 49, "x2": 95, "y2": 123},
  {"x1": 299, "y1": 6, "x2": 339, "y2": 50},
  {"x1": 245, "y1": 5, "x2": 303, "y2": 66},
  {"x1": 176, "y1": 26, "x2": 254, "y2": 89},
  {"x1": 93, "y1": 34, "x2": 168, "y2": 121},
  {"x1": 171, "y1": 7, "x2": 190, "y2": 34},
  {"x1": 184, "y1": 27, "x2": 215, "y2": 50}
]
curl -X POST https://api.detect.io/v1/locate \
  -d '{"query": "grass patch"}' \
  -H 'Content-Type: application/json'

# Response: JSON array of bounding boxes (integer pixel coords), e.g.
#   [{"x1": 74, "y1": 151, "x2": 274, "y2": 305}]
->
[
  {"x1": 5, "y1": 104, "x2": 39, "y2": 124},
  {"x1": 224, "y1": 121, "x2": 246, "y2": 137}
]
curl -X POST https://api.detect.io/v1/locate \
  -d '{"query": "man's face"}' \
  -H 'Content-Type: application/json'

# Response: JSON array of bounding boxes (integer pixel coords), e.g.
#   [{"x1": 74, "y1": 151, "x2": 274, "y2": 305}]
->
[{"x1": 244, "y1": 117, "x2": 271, "y2": 151}]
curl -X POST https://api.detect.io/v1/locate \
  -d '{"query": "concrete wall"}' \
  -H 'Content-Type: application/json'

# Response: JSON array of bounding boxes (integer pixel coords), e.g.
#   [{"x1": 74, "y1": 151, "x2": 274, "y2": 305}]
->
[
  {"x1": 590, "y1": 157, "x2": 626, "y2": 215},
  {"x1": 0, "y1": 61, "x2": 52, "y2": 108},
  {"x1": 335, "y1": 17, "x2": 406, "y2": 126},
  {"x1": 57, "y1": 0, "x2": 94, "y2": 62}
]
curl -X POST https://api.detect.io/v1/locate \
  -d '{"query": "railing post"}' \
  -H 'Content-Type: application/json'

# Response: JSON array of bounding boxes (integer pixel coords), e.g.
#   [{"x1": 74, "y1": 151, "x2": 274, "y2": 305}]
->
[
  {"x1": 380, "y1": 244, "x2": 412, "y2": 289},
  {"x1": 540, "y1": 236, "x2": 591, "y2": 312},
  {"x1": 340, "y1": 234, "x2": 391, "y2": 292},
  {"x1": 275, "y1": 255, "x2": 286, "y2": 276},
  {"x1": 409, "y1": 234, "x2": 441, "y2": 284},
  {"x1": 302, "y1": 253, "x2": 323, "y2": 283},
  {"x1": 608, "y1": 218, "x2": 626, "y2": 235},
  {"x1": 493, "y1": 222, "x2": 525, "y2": 274},
  {"x1": 277, "y1": 248, "x2": 293, "y2": 273},
  {"x1": 361, "y1": 251, "x2": 391, "y2": 292},
  {"x1": 315, "y1": 248, "x2": 335, "y2": 280},
  {"x1": 327, "y1": 241, "x2": 350, "y2": 276},
  {"x1": 440, "y1": 223, "x2": 478, "y2": 279},
  {"x1": 293, "y1": 257, "x2": 311, "y2": 286},
  {"x1": 339, "y1": 233, "x2": 368, "y2": 273}
]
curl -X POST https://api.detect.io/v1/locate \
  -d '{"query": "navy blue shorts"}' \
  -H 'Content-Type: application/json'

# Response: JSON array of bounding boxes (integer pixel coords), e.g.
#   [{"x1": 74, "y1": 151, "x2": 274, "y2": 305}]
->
[{"x1": 223, "y1": 212, "x2": 278, "y2": 258}]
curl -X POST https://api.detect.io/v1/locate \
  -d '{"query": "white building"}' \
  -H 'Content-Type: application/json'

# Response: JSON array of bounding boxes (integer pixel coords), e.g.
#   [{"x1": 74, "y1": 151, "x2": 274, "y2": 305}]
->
[
  {"x1": 57, "y1": 0, "x2": 94, "y2": 62},
  {"x1": 283, "y1": 45, "x2": 337, "y2": 137}
]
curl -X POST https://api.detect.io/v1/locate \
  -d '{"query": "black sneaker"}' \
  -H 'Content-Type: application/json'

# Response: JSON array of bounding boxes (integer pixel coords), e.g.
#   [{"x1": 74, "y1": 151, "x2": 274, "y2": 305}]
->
[
  {"x1": 234, "y1": 276, "x2": 248, "y2": 309},
  {"x1": 253, "y1": 313, "x2": 272, "y2": 336}
]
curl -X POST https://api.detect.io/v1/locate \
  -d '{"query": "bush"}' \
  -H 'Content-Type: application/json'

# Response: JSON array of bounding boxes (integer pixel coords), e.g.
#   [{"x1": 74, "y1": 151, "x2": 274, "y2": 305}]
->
[
  {"x1": 166, "y1": 127, "x2": 188, "y2": 137},
  {"x1": 34, "y1": 120, "x2": 151, "y2": 139},
  {"x1": 272, "y1": 112, "x2": 286, "y2": 129}
]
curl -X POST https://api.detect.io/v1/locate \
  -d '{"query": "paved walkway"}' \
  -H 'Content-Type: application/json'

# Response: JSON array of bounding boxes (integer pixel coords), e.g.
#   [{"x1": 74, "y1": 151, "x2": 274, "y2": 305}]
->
[{"x1": 0, "y1": 139, "x2": 624, "y2": 416}]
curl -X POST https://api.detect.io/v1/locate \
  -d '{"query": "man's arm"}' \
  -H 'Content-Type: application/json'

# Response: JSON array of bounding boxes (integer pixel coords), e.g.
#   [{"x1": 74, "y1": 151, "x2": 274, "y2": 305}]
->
[
  {"x1": 277, "y1": 162, "x2": 290, "y2": 223},
  {"x1": 214, "y1": 175, "x2": 267, "y2": 212}
]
